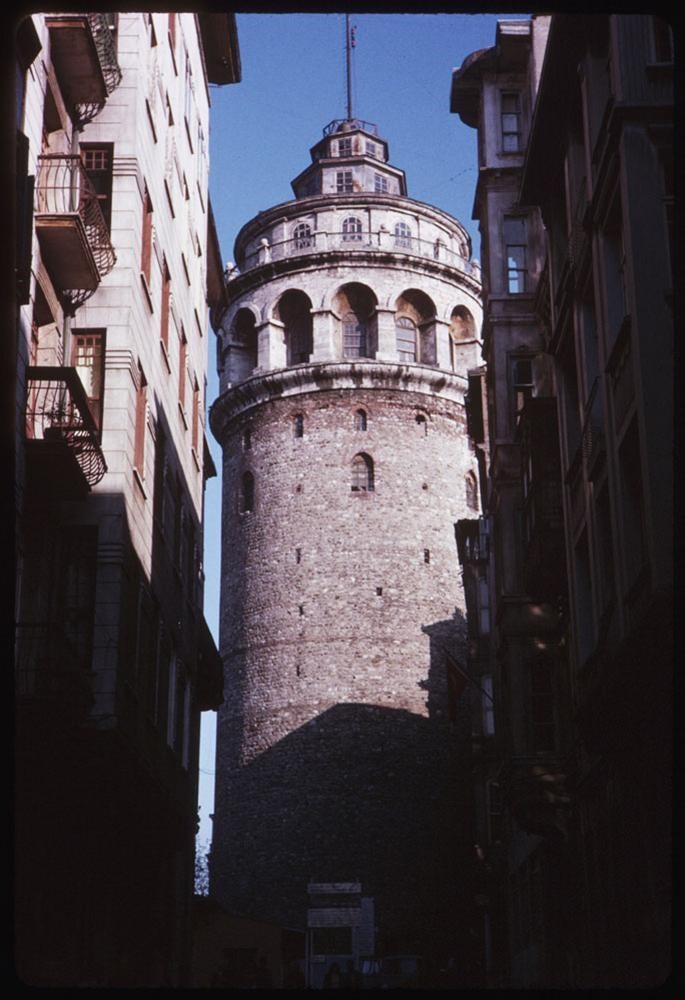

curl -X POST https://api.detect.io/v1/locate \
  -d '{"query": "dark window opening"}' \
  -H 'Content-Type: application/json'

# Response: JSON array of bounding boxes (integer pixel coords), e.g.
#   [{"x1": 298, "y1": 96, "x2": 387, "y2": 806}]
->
[
  {"x1": 294, "y1": 413, "x2": 304, "y2": 438},
  {"x1": 351, "y1": 453, "x2": 374, "y2": 492}
]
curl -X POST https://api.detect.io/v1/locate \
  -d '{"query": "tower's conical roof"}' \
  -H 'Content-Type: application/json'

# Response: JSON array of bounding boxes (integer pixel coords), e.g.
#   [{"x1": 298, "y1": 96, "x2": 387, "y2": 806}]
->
[{"x1": 291, "y1": 118, "x2": 407, "y2": 199}]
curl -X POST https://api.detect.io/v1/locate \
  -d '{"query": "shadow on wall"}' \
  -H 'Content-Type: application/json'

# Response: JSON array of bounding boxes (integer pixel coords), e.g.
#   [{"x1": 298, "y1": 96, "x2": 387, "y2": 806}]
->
[{"x1": 211, "y1": 610, "x2": 481, "y2": 968}]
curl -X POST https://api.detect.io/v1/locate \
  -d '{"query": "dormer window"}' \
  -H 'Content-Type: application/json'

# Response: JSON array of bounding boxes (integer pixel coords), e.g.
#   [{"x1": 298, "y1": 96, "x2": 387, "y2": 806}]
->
[
  {"x1": 336, "y1": 170, "x2": 354, "y2": 193},
  {"x1": 342, "y1": 216, "x2": 363, "y2": 242}
]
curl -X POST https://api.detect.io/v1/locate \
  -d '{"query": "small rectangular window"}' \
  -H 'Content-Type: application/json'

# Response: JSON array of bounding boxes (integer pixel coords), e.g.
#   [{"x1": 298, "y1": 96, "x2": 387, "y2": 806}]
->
[
  {"x1": 134, "y1": 363, "x2": 148, "y2": 478},
  {"x1": 424, "y1": 548, "x2": 430, "y2": 564},
  {"x1": 338, "y1": 137, "x2": 352, "y2": 157},
  {"x1": 336, "y1": 170, "x2": 354, "y2": 193},
  {"x1": 501, "y1": 92, "x2": 522, "y2": 152},
  {"x1": 72, "y1": 330, "x2": 105, "y2": 430},
  {"x1": 503, "y1": 216, "x2": 528, "y2": 293},
  {"x1": 160, "y1": 260, "x2": 171, "y2": 352},
  {"x1": 81, "y1": 143, "x2": 114, "y2": 229},
  {"x1": 141, "y1": 187, "x2": 153, "y2": 286},
  {"x1": 374, "y1": 174, "x2": 388, "y2": 193}
]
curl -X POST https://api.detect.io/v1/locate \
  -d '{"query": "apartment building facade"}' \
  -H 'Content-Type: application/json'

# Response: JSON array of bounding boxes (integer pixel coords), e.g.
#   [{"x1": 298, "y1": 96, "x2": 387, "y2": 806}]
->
[
  {"x1": 451, "y1": 14, "x2": 672, "y2": 988},
  {"x1": 14, "y1": 12, "x2": 240, "y2": 986}
]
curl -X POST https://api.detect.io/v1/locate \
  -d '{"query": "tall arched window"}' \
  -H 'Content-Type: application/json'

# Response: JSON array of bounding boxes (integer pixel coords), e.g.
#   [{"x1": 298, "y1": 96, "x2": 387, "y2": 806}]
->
[
  {"x1": 396, "y1": 316, "x2": 417, "y2": 362},
  {"x1": 343, "y1": 312, "x2": 367, "y2": 358},
  {"x1": 293, "y1": 222, "x2": 312, "y2": 249},
  {"x1": 394, "y1": 222, "x2": 412, "y2": 248},
  {"x1": 355, "y1": 409, "x2": 367, "y2": 431},
  {"x1": 351, "y1": 453, "x2": 374, "y2": 492},
  {"x1": 240, "y1": 471, "x2": 254, "y2": 513},
  {"x1": 342, "y1": 216, "x2": 363, "y2": 242}
]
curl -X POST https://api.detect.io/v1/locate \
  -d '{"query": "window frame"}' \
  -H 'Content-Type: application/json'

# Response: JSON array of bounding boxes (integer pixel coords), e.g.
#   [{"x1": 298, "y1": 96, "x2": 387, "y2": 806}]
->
[
  {"x1": 395, "y1": 315, "x2": 417, "y2": 362},
  {"x1": 500, "y1": 91, "x2": 522, "y2": 153},
  {"x1": 342, "y1": 216, "x2": 363, "y2": 242}
]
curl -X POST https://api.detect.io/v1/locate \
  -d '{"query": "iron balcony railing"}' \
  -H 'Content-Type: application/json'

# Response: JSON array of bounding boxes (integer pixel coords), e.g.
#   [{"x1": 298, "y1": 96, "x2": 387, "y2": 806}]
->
[
  {"x1": 238, "y1": 230, "x2": 480, "y2": 278},
  {"x1": 87, "y1": 13, "x2": 122, "y2": 97},
  {"x1": 25, "y1": 366, "x2": 107, "y2": 487},
  {"x1": 35, "y1": 154, "x2": 116, "y2": 282},
  {"x1": 15, "y1": 622, "x2": 93, "y2": 710}
]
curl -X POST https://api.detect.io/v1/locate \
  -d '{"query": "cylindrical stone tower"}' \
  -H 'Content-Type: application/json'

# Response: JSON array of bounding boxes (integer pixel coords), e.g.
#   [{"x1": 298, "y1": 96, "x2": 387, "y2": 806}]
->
[{"x1": 210, "y1": 118, "x2": 483, "y2": 962}]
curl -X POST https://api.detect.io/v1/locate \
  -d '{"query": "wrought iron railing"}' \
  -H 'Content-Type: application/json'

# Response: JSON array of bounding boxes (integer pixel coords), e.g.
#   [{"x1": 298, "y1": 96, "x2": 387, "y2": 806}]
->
[
  {"x1": 15, "y1": 622, "x2": 93, "y2": 709},
  {"x1": 87, "y1": 13, "x2": 122, "y2": 96},
  {"x1": 35, "y1": 154, "x2": 116, "y2": 295},
  {"x1": 25, "y1": 366, "x2": 107, "y2": 487},
  {"x1": 239, "y1": 230, "x2": 480, "y2": 277},
  {"x1": 46, "y1": 13, "x2": 122, "y2": 127},
  {"x1": 323, "y1": 118, "x2": 379, "y2": 137}
]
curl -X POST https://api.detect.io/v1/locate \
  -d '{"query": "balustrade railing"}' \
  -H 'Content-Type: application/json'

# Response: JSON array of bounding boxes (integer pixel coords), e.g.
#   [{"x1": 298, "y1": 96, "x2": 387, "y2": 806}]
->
[
  {"x1": 25, "y1": 366, "x2": 107, "y2": 487},
  {"x1": 35, "y1": 154, "x2": 116, "y2": 281},
  {"x1": 239, "y1": 230, "x2": 480, "y2": 277}
]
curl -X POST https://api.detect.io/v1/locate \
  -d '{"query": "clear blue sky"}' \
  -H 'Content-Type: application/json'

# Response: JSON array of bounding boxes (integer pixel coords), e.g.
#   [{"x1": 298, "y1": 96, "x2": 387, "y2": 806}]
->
[{"x1": 197, "y1": 11, "x2": 527, "y2": 848}]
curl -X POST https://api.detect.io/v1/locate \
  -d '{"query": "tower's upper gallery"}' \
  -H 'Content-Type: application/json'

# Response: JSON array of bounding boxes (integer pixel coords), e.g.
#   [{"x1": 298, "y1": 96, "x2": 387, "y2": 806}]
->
[{"x1": 226, "y1": 118, "x2": 478, "y2": 279}]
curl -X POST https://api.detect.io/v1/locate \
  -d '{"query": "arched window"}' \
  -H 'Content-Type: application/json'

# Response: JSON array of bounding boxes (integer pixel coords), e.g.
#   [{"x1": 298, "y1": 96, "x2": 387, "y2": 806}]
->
[
  {"x1": 293, "y1": 222, "x2": 312, "y2": 249},
  {"x1": 294, "y1": 413, "x2": 304, "y2": 438},
  {"x1": 342, "y1": 216, "x2": 363, "y2": 242},
  {"x1": 394, "y1": 222, "x2": 412, "y2": 248},
  {"x1": 355, "y1": 408, "x2": 367, "y2": 431},
  {"x1": 396, "y1": 316, "x2": 417, "y2": 362},
  {"x1": 415, "y1": 412, "x2": 428, "y2": 436},
  {"x1": 343, "y1": 312, "x2": 367, "y2": 358},
  {"x1": 240, "y1": 471, "x2": 254, "y2": 513},
  {"x1": 351, "y1": 453, "x2": 374, "y2": 492},
  {"x1": 465, "y1": 471, "x2": 479, "y2": 511}
]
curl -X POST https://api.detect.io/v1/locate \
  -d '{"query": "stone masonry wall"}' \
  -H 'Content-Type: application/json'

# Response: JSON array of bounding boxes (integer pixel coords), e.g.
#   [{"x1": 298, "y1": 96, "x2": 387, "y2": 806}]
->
[{"x1": 211, "y1": 378, "x2": 479, "y2": 951}]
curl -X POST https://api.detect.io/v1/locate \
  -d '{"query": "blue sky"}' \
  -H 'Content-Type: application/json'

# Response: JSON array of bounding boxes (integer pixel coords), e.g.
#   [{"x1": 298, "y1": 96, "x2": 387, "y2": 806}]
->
[{"x1": 197, "y1": 11, "x2": 526, "y2": 847}]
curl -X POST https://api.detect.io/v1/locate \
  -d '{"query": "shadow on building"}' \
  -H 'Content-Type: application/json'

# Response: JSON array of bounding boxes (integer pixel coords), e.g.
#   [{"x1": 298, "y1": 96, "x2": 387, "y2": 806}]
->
[{"x1": 210, "y1": 608, "x2": 485, "y2": 986}]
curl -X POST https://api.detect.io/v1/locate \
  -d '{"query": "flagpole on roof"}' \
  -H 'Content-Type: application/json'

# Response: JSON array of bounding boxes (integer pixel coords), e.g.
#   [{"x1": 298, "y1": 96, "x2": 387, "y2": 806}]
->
[{"x1": 345, "y1": 13, "x2": 353, "y2": 121}]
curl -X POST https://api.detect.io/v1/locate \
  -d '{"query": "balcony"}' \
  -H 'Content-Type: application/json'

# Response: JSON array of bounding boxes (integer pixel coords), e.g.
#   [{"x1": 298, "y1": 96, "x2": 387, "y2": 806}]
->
[
  {"x1": 238, "y1": 229, "x2": 480, "y2": 277},
  {"x1": 15, "y1": 622, "x2": 93, "y2": 717},
  {"x1": 34, "y1": 154, "x2": 116, "y2": 312},
  {"x1": 46, "y1": 13, "x2": 122, "y2": 127},
  {"x1": 25, "y1": 366, "x2": 107, "y2": 496}
]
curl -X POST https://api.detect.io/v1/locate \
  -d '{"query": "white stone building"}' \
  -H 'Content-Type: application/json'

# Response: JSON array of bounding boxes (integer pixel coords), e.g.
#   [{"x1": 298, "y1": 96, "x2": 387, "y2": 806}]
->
[{"x1": 14, "y1": 12, "x2": 239, "y2": 987}]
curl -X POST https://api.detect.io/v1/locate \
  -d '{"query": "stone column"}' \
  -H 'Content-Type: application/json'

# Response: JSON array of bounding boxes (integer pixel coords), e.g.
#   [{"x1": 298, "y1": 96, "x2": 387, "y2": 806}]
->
[
  {"x1": 434, "y1": 319, "x2": 453, "y2": 370},
  {"x1": 310, "y1": 309, "x2": 337, "y2": 362},
  {"x1": 375, "y1": 306, "x2": 398, "y2": 362},
  {"x1": 257, "y1": 320, "x2": 286, "y2": 370}
]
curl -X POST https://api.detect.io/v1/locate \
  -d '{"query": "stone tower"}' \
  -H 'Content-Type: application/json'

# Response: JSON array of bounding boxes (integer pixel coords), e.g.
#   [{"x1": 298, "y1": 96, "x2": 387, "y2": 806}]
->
[{"x1": 210, "y1": 117, "x2": 483, "y2": 961}]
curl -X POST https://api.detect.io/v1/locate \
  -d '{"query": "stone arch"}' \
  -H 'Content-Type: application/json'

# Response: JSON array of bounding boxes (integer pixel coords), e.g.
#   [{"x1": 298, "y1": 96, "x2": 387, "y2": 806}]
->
[
  {"x1": 274, "y1": 289, "x2": 313, "y2": 366},
  {"x1": 395, "y1": 289, "x2": 437, "y2": 365},
  {"x1": 449, "y1": 304, "x2": 477, "y2": 371},
  {"x1": 449, "y1": 304, "x2": 476, "y2": 341},
  {"x1": 333, "y1": 282, "x2": 378, "y2": 360}
]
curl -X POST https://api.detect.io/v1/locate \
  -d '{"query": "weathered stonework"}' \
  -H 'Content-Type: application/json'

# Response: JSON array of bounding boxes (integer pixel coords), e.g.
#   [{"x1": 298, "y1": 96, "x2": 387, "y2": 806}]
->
[{"x1": 210, "y1": 119, "x2": 483, "y2": 956}]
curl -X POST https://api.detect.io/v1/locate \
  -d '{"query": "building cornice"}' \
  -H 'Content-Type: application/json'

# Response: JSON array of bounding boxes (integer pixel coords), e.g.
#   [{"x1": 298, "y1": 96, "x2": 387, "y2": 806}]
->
[{"x1": 210, "y1": 361, "x2": 466, "y2": 439}]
